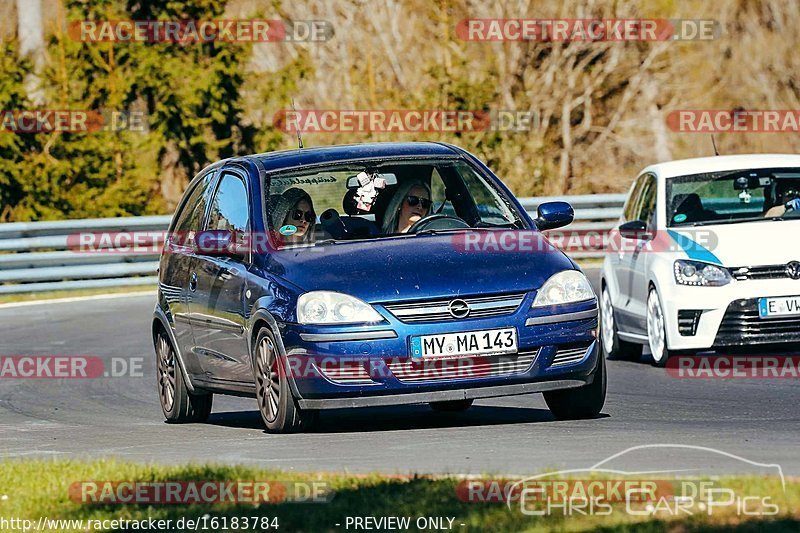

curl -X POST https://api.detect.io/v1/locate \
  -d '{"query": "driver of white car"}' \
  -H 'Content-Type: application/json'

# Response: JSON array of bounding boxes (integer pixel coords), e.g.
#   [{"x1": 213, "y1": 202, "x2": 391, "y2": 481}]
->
[{"x1": 764, "y1": 183, "x2": 800, "y2": 217}]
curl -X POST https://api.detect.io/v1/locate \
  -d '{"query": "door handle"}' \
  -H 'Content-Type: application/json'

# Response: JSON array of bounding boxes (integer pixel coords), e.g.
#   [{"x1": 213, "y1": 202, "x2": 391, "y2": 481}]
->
[{"x1": 189, "y1": 272, "x2": 198, "y2": 292}]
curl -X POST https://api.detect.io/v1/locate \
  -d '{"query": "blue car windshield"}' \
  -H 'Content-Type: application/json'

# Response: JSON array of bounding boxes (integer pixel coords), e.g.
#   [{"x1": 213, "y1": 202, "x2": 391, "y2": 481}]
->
[{"x1": 265, "y1": 159, "x2": 521, "y2": 247}]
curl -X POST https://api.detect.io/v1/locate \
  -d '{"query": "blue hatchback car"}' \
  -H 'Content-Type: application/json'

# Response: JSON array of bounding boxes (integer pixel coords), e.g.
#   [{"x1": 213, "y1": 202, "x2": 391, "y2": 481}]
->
[{"x1": 153, "y1": 142, "x2": 603, "y2": 432}]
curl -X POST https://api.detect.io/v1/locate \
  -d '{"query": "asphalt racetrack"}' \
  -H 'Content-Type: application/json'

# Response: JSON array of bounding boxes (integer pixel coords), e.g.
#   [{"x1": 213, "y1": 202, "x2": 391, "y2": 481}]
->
[{"x1": 1, "y1": 269, "x2": 798, "y2": 477}]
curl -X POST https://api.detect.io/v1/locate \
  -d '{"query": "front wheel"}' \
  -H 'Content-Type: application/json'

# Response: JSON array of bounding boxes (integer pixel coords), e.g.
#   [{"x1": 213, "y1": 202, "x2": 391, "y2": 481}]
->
[
  {"x1": 543, "y1": 352, "x2": 606, "y2": 420},
  {"x1": 646, "y1": 288, "x2": 673, "y2": 367},
  {"x1": 253, "y1": 328, "x2": 317, "y2": 433}
]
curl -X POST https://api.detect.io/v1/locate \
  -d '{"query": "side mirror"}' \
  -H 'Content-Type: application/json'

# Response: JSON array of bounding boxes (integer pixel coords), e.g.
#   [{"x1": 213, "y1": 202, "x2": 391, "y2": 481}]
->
[
  {"x1": 194, "y1": 230, "x2": 246, "y2": 259},
  {"x1": 618, "y1": 220, "x2": 652, "y2": 240},
  {"x1": 535, "y1": 201, "x2": 574, "y2": 231}
]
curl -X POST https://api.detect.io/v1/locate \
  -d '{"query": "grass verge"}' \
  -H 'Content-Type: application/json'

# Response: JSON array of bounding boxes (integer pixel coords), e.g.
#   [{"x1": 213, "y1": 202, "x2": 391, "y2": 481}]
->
[{"x1": 0, "y1": 460, "x2": 797, "y2": 532}]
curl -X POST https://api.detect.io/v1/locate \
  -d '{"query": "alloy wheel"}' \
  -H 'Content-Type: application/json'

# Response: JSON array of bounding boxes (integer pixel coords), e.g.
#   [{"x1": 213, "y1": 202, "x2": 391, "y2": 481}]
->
[
  {"x1": 600, "y1": 288, "x2": 616, "y2": 352},
  {"x1": 156, "y1": 335, "x2": 176, "y2": 412},
  {"x1": 647, "y1": 290, "x2": 667, "y2": 363},
  {"x1": 256, "y1": 336, "x2": 281, "y2": 423}
]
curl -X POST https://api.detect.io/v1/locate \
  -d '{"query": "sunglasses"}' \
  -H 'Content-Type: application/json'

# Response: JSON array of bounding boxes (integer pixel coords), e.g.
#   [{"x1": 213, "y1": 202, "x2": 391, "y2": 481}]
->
[
  {"x1": 290, "y1": 209, "x2": 315, "y2": 223},
  {"x1": 405, "y1": 195, "x2": 432, "y2": 209}
]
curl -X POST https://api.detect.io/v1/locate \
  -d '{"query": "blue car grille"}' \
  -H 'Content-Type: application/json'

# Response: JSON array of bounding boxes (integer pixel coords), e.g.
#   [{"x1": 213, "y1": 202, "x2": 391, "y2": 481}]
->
[{"x1": 382, "y1": 292, "x2": 526, "y2": 323}]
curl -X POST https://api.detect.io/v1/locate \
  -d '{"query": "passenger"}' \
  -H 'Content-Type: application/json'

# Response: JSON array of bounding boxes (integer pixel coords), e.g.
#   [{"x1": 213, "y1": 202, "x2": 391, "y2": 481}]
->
[
  {"x1": 764, "y1": 186, "x2": 800, "y2": 217},
  {"x1": 270, "y1": 187, "x2": 316, "y2": 245},
  {"x1": 381, "y1": 180, "x2": 433, "y2": 234}
]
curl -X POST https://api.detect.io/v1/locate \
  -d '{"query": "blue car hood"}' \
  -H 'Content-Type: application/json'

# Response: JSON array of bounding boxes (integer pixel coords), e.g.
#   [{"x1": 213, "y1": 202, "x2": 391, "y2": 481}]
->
[{"x1": 264, "y1": 232, "x2": 574, "y2": 303}]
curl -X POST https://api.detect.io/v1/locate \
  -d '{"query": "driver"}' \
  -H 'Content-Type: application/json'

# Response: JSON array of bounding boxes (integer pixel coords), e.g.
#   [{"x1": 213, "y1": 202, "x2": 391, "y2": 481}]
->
[
  {"x1": 381, "y1": 180, "x2": 432, "y2": 234},
  {"x1": 764, "y1": 185, "x2": 800, "y2": 217},
  {"x1": 269, "y1": 187, "x2": 316, "y2": 245}
]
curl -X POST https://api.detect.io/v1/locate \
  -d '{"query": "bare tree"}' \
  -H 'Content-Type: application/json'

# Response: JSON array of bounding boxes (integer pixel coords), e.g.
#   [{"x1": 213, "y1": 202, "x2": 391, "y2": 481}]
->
[{"x1": 16, "y1": 0, "x2": 45, "y2": 103}]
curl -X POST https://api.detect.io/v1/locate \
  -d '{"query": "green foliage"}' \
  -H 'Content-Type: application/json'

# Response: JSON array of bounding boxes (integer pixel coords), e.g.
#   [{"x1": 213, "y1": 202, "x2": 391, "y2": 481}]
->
[{"x1": 0, "y1": 0, "x2": 262, "y2": 221}]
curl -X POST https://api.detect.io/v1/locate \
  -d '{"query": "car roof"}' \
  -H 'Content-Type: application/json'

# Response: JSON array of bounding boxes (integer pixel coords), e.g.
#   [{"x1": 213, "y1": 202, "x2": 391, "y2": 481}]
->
[
  {"x1": 240, "y1": 142, "x2": 463, "y2": 172},
  {"x1": 644, "y1": 154, "x2": 800, "y2": 179}
]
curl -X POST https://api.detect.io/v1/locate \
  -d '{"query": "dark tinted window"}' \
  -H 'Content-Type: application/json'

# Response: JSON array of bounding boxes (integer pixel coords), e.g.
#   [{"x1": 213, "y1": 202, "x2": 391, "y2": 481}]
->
[
  {"x1": 172, "y1": 170, "x2": 217, "y2": 233},
  {"x1": 622, "y1": 175, "x2": 646, "y2": 222},
  {"x1": 207, "y1": 173, "x2": 249, "y2": 232},
  {"x1": 635, "y1": 174, "x2": 657, "y2": 225}
]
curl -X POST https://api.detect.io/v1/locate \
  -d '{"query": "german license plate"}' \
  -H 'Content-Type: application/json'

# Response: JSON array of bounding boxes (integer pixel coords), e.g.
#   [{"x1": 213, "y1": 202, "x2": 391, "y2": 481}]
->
[
  {"x1": 410, "y1": 328, "x2": 517, "y2": 358},
  {"x1": 758, "y1": 296, "x2": 800, "y2": 318}
]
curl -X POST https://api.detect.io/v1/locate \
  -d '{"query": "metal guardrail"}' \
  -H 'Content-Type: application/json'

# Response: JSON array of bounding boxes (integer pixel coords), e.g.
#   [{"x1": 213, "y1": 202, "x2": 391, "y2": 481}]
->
[{"x1": 0, "y1": 194, "x2": 626, "y2": 294}]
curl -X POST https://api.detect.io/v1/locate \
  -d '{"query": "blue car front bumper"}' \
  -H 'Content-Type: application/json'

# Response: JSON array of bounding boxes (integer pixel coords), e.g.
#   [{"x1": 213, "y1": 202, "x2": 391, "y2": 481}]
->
[{"x1": 277, "y1": 298, "x2": 599, "y2": 409}]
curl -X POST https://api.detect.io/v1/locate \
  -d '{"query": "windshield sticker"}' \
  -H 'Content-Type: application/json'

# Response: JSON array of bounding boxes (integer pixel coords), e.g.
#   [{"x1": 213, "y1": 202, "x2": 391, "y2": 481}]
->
[
  {"x1": 273, "y1": 176, "x2": 337, "y2": 187},
  {"x1": 279, "y1": 225, "x2": 298, "y2": 236},
  {"x1": 673, "y1": 213, "x2": 687, "y2": 223},
  {"x1": 354, "y1": 171, "x2": 386, "y2": 212}
]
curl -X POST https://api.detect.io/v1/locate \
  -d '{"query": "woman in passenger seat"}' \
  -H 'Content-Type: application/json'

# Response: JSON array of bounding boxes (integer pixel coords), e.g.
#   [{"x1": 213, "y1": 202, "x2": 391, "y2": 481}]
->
[
  {"x1": 381, "y1": 180, "x2": 433, "y2": 234},
  {"x1": 270, "y1": 187, "x2": 316, "y2": 245}
]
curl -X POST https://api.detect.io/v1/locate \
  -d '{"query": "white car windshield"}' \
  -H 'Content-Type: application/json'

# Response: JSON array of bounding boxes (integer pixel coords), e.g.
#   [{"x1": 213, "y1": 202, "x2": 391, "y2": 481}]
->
[{"x1": 667, "y1": 167, "x2": 800, "y2": 226}]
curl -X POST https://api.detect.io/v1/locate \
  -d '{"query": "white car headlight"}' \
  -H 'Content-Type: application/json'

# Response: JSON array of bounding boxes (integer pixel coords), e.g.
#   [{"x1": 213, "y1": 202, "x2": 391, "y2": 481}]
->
[
  {"x1": 532, "y1": 270, "x2": 595, "y2": 307},
  {"x1": 297, "y1": 291, "x2": 383, "y2": 324},
  {"x1": 673, "y1": 259, "x2": 732, "y2": 286}
]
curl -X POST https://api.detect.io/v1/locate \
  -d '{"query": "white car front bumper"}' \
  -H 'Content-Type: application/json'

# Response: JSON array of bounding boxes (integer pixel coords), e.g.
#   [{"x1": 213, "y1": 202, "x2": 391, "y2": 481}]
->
[{"x1": 661, "y1": 278, "x2": 800, "y2": 351}]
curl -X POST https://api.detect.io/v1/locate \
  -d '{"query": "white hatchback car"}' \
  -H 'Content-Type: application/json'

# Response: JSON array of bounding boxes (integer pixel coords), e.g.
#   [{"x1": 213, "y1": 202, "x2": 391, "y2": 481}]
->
[{"x1": 601, "y1": 154, "x2": 800, "y2": 366}]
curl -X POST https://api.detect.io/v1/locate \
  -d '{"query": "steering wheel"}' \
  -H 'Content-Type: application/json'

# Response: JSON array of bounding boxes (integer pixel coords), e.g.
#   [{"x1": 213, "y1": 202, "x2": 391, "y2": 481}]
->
[{"x1": 407, "y1": 214, "x2": 470, "y2": 233}]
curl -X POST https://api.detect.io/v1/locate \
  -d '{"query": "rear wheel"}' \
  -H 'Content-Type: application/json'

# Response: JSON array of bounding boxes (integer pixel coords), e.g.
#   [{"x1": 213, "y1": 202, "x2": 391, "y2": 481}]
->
[
  {"x1": 543, "y1": 352, "x2": 606, "y2": 420},
  {"x1": 429, "y1": 399, "x2": 474, "y2": 412},
  {"x1": 253, "y1": 328, "x2": 317, "y2": 433},
  {"x1": 155, "y1": 331, "x2": 212, "y2": 423},
  {"x1": 601, "y1": 286, "x2": 642, "y2": 361}
]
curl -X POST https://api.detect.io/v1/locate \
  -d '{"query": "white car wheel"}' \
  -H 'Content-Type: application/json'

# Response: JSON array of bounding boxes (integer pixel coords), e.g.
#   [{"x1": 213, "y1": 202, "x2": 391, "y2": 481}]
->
[
  {"x1": 647, "y1": 288, "x2": 670, "y2": 367},
  {"x1": 600, "y1": 288, "x2": 616, "y2": 350}
]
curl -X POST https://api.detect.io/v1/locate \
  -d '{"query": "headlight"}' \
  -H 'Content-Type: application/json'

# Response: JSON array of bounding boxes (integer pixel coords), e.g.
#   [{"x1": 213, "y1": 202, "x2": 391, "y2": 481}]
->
[
  {"x1": 673, "y1": 260, "x2": 732, "y2": 286},
  {"x1": 532, "y1": 270, "x2": 595, "y2": 307},
  {"x1": 297, "y1": 291, "x2": 383, "y2": 324}
]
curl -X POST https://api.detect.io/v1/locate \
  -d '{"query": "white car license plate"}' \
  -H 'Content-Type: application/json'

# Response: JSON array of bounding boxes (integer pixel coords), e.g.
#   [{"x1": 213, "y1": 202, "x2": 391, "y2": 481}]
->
[
  {"x1": 758, "y1": 296, "x2": 800, "y2": 318},
  {"x1": 410, "y1": 328, "x2": 517, "y2": 358}
]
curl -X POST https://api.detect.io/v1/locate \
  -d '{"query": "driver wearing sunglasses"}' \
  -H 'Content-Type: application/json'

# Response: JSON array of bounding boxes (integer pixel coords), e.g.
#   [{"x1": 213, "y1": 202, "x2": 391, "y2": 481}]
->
[
  {"x1": 381, "y1": 180, "x2": 433, "y2": 234},
  {"x1": 270, "y1": 187, "x2": 316, "y2": 245}
]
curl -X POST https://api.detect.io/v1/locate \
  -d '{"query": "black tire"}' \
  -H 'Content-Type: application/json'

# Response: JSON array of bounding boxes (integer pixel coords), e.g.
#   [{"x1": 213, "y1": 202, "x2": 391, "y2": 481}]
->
[
  {"x1": 600, "y1": 285, "x2": 642, "y2": 361},
  {"x1": 429, "y1": 399, "x2": 474, "y2": 412},
  {"x1": 155, "y1": 331, "x2": 213, "y2": 423},
  {"x1": 253, "y1": 327, "x2": 317, "y2": 433},
  {"x1": 543, "y1": 352, "x2": 607, "y2": 420}
]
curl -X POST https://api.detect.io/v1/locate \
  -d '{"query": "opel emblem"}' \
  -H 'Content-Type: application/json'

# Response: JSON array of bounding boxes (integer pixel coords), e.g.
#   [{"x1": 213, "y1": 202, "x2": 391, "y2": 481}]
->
[
  {"x1": 448, "y1": 299, "x2": 470, "y2": 319},
  {"x1": 786, "y1": 261, "x2": 800, "y2": 280}
]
